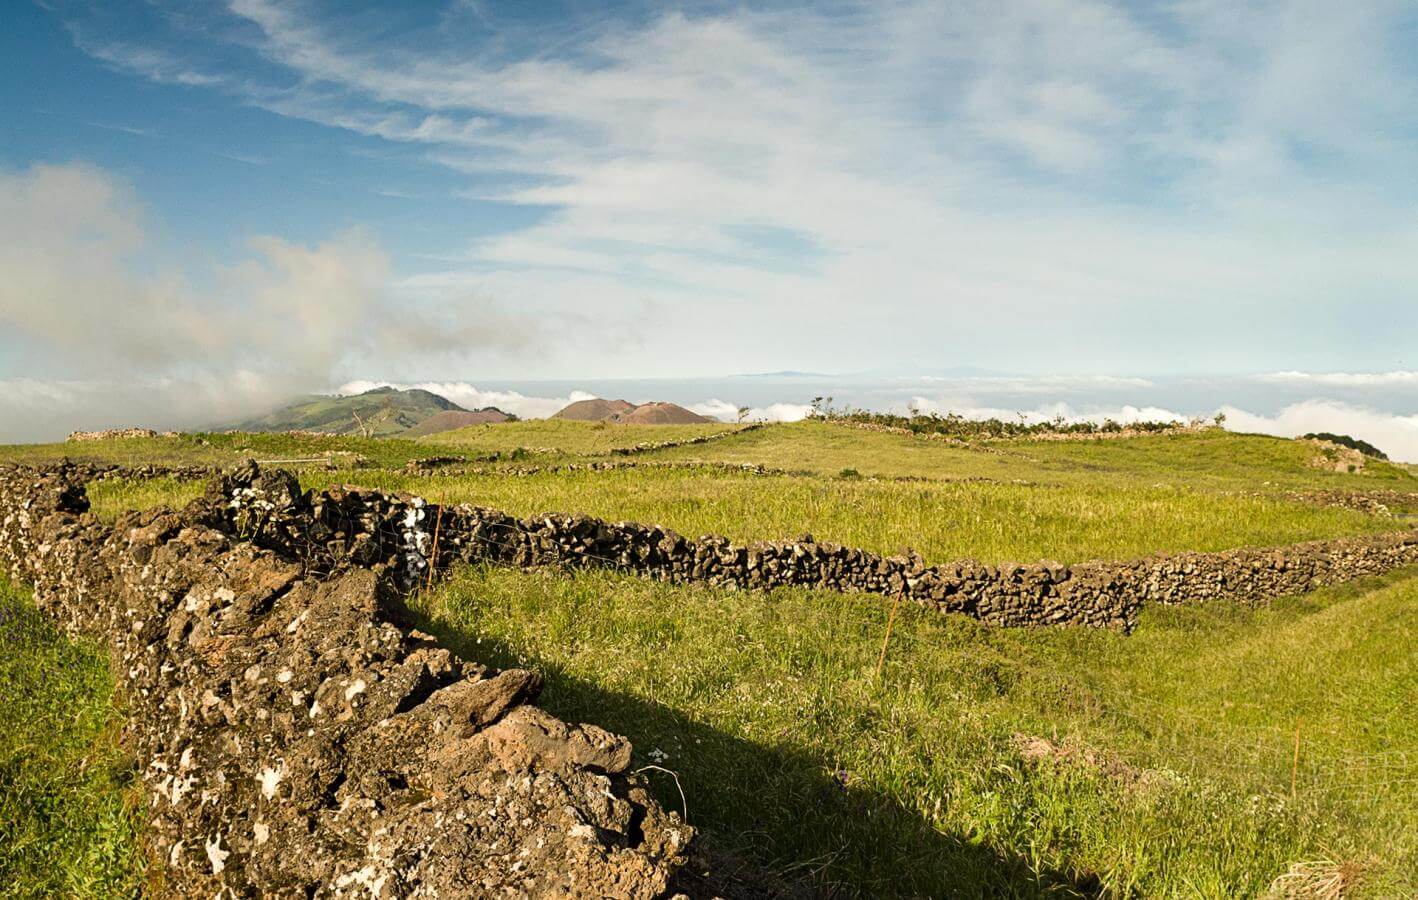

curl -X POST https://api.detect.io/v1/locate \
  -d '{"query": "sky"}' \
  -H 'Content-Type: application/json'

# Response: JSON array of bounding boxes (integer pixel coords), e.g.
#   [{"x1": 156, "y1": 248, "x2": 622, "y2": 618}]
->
[{"x1": 1, "y1": 0, "x2": 1416, "y2": 454}]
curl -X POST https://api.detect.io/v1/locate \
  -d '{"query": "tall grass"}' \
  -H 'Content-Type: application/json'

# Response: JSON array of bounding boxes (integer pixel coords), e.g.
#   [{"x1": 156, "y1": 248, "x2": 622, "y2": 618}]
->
[
  {"x1": 419, "y1": 418, "x2": 745, "y2": 455},
  {"x1": 87, "y1": 464, "x2": 1405, "y2": 564},
  {"x1": 0, "y1": 577, "x2": 140, "y2": 898},
  {"x1": 649, "y1": 421, "x2": 1417, "y2": 489},
  {"x1": 308, "y1": 467, "x2": 1405, "y2": 564},
  {"x1": 409, "y1": 565, "x2": 1418, "y2": 897},
  {"x1": 9, "y1": 423, "x2": 1413, "y2": 494},
  {"x1": 0, "y1": 431, "x2": 431, "y2": 469}
]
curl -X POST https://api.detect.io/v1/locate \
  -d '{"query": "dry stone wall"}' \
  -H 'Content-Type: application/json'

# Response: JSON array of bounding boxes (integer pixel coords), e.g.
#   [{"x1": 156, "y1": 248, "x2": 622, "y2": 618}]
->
[
  {"x1": 67, "y1": 427, "x2": 180, "y2": 441},
  {"x1": 1280, "y1": 488, "x2": 1418, "y2": 517},
  {"x1": 198, "y1": 463, "x2": 1418, "y2": 633},
  {"x1": 607, "y1": 424, "x2": 763, "y2": 456},
  {"x1": 5, "y1": 461, "x2": 1412, "y2": 892},
  {"x1": 0, "y1": 462, "x2": 693, "y2": 898},
  {"x1": 407, "y1": 459, "x2": 786, "y2": 480}
]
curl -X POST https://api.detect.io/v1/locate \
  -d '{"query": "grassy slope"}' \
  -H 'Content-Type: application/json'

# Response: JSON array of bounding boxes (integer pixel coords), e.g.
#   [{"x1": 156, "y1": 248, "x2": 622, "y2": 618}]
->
[
  {"x1": 0, "y1": 431, "x2": 433, "y2": 469},
  {"x1": 648, "y1": 421, "x2": 1416, "y2": 490},
  {"x1": 231, "y1": 388, "x2": 459, "y2": 437},
  {"x1": 410, "y1": 564, "x2": 1417, "y2": 897},
  {"x1": 419, "y1": 418, "x2": 745, "y2": 456},
  {"x1": 0, "y1": 577, "x2": 140, "y2": 899}
]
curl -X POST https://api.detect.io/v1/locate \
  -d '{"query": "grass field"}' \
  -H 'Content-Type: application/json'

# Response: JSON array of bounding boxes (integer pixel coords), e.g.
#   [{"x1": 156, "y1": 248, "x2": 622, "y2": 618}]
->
[
  {"x1": 0, "y1": 577, "x2": 140, "y2": 899},
  {"x1": 0, "y1": 431, "x2": 431, "y2": 470},
  {"x1": 324, "y1": 468, "x2": 1406, "y2": 564},
  {"x1": 420, "y1": 418, "x2": 746, "y2": 456},
  {"x1": 4, "y1": 420, "x2": 1416, "y2": 897},
  {"x1": 90, "y1": 464, "x2": 1406, "y2": 566},
  {"x1": 647, "y1": 421, "x2": 1416, "y2": 490},
  {"x1": 409, "y1": 564, "x2": 1418, "y2": 897}
]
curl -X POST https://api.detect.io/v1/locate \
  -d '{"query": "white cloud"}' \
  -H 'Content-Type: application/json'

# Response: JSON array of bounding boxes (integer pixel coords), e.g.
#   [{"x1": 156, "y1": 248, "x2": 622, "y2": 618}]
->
[
  {"x1": 0, "y1": 374, "x2": 295, "y2": 443},
  {"x1": 0, "y1": 162, "x2": 391, "y2": 380},
  {"x1": 335, "y1": 380, "x2": 597, "y2": 420},
  {"x1": 688, "y1": 399, "x2": 814, "y2": 423},
  {"x1": 330, "y1": 385, "x2": 815, "y2": 423},
  {"x1": 1219, "y1": 399, "x2": 1418, "y2": 462},
  {"x1": 906, "y1": 398, "x2": 1190, "y2": 426},
  {"x1": 1253, "y1": 371, "x2": 1418, "y2": 388},
  {"x1": 868, "y1": 395, "x2": 1418, "y2": 462},
  {"x1": 0, "y1": 162, "x2": 532, "y2": 440},
  {"x1": 56, "y1": 0, "x2": 1417, "y2": 376}
]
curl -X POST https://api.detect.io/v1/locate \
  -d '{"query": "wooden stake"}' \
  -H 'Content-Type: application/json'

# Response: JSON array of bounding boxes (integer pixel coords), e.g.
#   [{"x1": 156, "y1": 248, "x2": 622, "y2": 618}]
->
[
  {"x1": 1291, "y1": 718, "x2": 1302, "y2": 798},
  {"x1": 425, "y1": 498, "x2": 445, "y2": 592},
  {"x1": 875, "y1": 590, "x2": 904, "y2": 680}
]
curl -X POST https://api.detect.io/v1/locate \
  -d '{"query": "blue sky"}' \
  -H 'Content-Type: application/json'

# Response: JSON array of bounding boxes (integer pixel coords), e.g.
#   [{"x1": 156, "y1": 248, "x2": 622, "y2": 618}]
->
[{"x1": 2, "y1": 0, "x2": 1417, "y2": 446}]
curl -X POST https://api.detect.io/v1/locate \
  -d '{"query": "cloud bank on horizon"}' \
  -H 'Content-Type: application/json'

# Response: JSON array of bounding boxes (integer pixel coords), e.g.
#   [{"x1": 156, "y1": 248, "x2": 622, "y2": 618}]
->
[
  {"x1": 325, "y1": 377, "x2": 1418, "y2": 462},
  {"x1": 0, "y1": 1, "x2": 1414, "y2": 452},
  {"x1": 2, "y1": 371, "x2": 1416, "y2": 461}
]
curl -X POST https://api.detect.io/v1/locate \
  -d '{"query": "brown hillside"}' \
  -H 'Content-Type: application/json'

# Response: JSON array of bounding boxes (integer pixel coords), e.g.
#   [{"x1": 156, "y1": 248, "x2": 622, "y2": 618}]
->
[
  {"x1": 402, "y1": 408, "x2": 511, "y2": 437},
  {"x1": 610, "y1": 402, "x2": 714, "y2": 425},
  {"x1": 552, "y1": 398, "x2": 637, "y2": 421}
]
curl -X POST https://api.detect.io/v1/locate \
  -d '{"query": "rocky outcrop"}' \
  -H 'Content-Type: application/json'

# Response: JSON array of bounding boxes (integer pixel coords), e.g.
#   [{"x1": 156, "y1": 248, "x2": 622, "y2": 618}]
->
[
  {"x1": 1306, "y1": 438, "x2": 1368, "y2": 474},
  {"x1": 0, "y1": 463, "x2": 692, "y2": 897}
]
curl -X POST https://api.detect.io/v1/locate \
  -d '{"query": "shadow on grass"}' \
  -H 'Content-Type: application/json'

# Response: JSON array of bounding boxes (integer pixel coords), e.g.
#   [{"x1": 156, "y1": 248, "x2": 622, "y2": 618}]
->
[{"x1": 395, "y1": 600, "x2": 1103, "y2": 899}]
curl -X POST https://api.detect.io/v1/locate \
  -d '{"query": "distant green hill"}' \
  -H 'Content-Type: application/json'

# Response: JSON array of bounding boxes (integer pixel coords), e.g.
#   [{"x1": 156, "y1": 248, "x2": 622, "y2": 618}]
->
[{"x1": 231, "y1": 387, "x2": 471, "y2": 437}]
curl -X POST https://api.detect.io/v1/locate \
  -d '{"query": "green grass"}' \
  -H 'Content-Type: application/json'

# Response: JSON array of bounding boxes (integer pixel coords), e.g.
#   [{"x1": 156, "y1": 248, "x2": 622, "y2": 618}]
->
[
  {"x1": 8, "y1": 422, "x2": 1413, "y2": 497},
  {"x1": 408, "y1": 564, "x2": 1418, "y2": 897},
  {"x1": 647, "y1": 421, "x2": 1416, "y2": 491},
  {"x1": 419, "y1": 418, "x2": 746, "y2": 456},
  {"x1": 86, "y1": 477, "x2": 206, "y2": 522},
  {"x1": 86, "y1": 454, "x2": 1409, "y2": 564},
  {"x1": 6, "y1": 422, "x2": 1416, "y2": 896},
  {"x1": 0, "y1": 577, "x2": 140, "y2": 899},
  {"x1": 306, "y1": 467, "x2": 1404, "y2": 565},
  {"x1": 0, "y1": 430, "x2": 433, "y2": 469},
  {"x1": 85, "y1": 468, "x2": 1405, "y2": 565}
]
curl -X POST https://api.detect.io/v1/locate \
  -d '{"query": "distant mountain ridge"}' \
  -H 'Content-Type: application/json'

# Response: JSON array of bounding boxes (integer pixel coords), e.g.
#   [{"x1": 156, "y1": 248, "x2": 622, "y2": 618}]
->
[{"x1": 231, "y1": 387, "x2": 508, "y2": 437}]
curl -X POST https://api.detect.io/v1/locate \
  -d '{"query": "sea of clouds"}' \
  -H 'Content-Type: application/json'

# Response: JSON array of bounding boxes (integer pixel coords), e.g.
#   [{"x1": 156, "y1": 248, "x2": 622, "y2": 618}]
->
[
  {"x1": 329, "y1": 373, "x2": 1418, "y2": 462},
  {"x1": 3, "y1": 371, "x2": 1415, "y2": 462}
]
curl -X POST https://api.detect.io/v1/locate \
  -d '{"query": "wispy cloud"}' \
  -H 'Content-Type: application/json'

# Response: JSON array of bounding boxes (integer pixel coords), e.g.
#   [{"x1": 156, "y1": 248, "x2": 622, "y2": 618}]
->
[
  {"x1": 209, "y1": 149, "x2": 267, "y2": 166},
  {"x1": 68, "y1": 30, "x2": 225, "y2": 88},
  {"x1": 86, "y1": 121, "x2": 156, "y2": 137},
  {"x1": 49, "y1": 0, "x2": 1417, "y2": 375}
]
